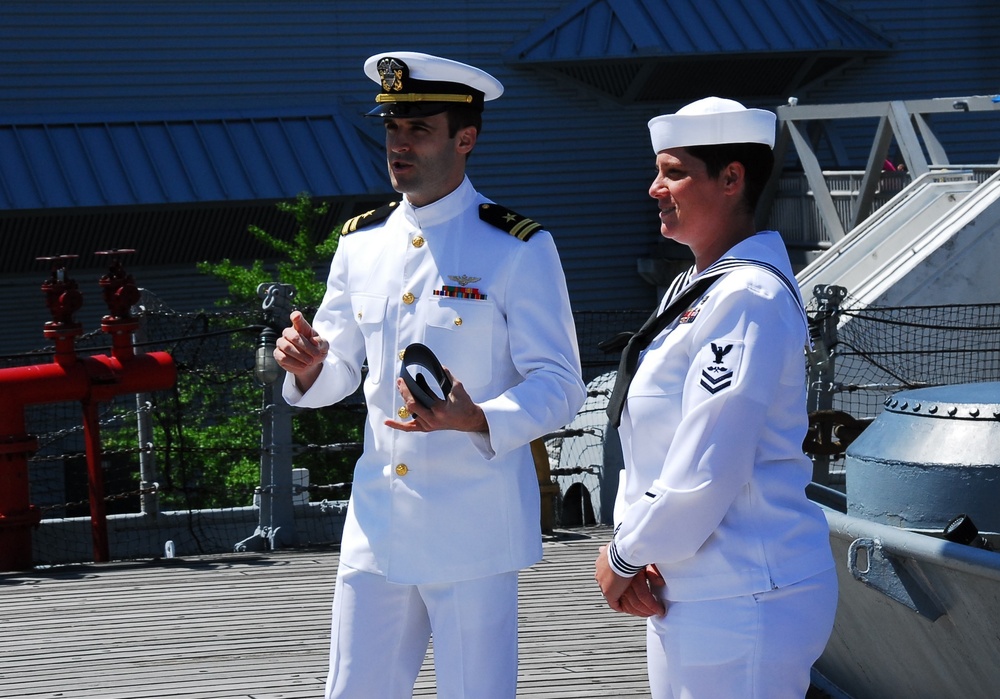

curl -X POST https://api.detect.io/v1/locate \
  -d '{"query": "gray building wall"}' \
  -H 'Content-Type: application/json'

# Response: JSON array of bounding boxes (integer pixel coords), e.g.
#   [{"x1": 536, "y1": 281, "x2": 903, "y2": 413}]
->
[
  {"x1": 794, "y1": 0, "x2": 1000, "y2": 167},
  {"x1": 2, "y1": 0, "x2": 999, "y2": 332}
]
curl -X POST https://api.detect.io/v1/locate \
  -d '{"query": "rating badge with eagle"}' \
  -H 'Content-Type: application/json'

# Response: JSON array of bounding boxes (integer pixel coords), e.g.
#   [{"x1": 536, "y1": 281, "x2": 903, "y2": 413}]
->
[{"x1": 697, "y1": 340, "x2": 744, "y2": 395}]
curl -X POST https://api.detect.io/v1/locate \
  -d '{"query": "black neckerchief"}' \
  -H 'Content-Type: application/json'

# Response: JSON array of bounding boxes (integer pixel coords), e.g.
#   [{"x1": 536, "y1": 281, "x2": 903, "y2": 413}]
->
[{"x1": 605, "y1": 258, "x2": 801, "y2": 428}]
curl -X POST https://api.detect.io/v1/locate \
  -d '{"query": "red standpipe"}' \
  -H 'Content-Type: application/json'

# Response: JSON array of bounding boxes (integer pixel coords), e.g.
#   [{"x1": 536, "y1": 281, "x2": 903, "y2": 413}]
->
[{"x1": 0, "y1": 255, "x2": 176, "y2": 571}]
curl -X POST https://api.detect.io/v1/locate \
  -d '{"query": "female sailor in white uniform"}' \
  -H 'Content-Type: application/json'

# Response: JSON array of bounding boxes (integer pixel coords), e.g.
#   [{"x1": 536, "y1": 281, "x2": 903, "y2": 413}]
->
[{"x1": 595, "y1": 97, "x2": 838, "y2": 699}]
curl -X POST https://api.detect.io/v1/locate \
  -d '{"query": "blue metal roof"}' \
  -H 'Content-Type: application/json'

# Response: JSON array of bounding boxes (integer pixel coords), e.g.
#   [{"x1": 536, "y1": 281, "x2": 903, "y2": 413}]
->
[
  {"x1": 507, "y1": 0, "x2": 892, "y2": 102},
  {"x1": 0, "y1": 111, "x2": 390, "y2": 211}
]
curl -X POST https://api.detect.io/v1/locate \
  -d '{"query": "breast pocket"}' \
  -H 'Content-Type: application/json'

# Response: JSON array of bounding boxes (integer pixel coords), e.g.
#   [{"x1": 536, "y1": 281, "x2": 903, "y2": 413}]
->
[
  {"x1": 424, "y1": 298, "x2": 494, "y2": 389},
  {"x1": 350, "y1": 292, "x2": 388, "y2": 384}
]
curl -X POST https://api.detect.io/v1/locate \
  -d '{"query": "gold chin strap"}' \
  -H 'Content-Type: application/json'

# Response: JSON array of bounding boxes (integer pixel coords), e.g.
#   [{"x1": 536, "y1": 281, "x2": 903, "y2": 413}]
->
[{"x1": 375, "y1": 93, "x2": 473, "y2": 104}]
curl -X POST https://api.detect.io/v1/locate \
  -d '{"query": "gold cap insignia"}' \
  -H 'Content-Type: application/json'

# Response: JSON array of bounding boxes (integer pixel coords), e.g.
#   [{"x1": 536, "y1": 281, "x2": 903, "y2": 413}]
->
[{"x1": 377, "y1": 57, "x2": 406, "y2": 93}]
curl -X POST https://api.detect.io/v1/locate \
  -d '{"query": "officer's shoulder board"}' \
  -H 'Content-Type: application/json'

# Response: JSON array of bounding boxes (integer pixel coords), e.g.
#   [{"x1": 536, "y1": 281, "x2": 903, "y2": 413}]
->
[
  {"x1": 479, "y1": 203, "x2": 543, "y2": 242},
  {"x1": 340, "y1": 200, "x2": 401, "y2": 235}
]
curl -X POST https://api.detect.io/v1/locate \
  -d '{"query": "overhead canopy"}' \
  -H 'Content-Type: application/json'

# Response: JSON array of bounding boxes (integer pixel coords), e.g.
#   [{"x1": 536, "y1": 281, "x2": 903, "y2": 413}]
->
[
  {"x1": 0, "y1": 110, "x2": 389, "y2": 212},
  {"x1": 507, "y1": 0, "x2": 892, "y2": 103}
]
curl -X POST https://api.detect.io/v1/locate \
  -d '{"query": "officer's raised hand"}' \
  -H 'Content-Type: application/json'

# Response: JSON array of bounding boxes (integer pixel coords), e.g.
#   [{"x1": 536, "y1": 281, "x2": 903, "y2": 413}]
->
[
  {"x1": 274, "y1": 310, "x2": 329, "y2": 392},
  {"x1": 386, "y1": 367, "x2": 489, "y2": 434}
]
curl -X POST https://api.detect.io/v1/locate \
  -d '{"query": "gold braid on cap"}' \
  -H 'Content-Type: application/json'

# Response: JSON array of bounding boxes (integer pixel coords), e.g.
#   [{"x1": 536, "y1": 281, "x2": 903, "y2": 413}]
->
[{"x1": 375, "y1": 93, "x2": 474, "y2": 104}]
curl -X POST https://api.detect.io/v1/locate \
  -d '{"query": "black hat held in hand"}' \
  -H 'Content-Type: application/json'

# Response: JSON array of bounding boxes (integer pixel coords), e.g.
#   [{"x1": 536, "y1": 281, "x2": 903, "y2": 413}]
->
[{"x1": 400, "y1": 343, "x2": 453, "y2": 409}]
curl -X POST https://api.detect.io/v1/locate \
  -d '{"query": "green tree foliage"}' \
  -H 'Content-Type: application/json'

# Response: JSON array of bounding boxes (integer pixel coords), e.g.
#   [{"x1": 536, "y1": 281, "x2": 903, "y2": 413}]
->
[
  {"x1": 196, "y1": 192, "x2": 340, "y2": 307},
  {"x1": 145, "y1": 193, "x2": 363, "y2": 507},
  {"x1": 156, "y1": 365, "x2": 263, "y2": 510}
]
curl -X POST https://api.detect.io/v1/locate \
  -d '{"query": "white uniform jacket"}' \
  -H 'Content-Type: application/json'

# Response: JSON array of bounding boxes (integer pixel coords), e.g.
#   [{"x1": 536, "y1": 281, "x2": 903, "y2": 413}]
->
[
  {"x1": 609, "y1": 231, "x2": 834, "y2": 601},
  {"x1": 284, "y1": 177, "x2": 585, "y2": 585}
]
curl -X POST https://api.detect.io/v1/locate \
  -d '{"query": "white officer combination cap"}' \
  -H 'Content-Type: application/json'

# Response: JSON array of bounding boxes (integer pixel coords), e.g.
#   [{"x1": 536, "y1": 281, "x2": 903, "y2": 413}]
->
[
  {"x1": 648, "y1": 97, "x2": 776, "y2": 153},
  {"x1": 363, "y1": 51, "x2": 504, "y2": 118}
]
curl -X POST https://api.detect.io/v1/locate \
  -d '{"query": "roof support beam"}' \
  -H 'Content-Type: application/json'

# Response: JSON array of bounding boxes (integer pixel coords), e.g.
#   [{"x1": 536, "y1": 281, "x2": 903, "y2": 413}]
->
[
  {"x1": 887, "y1": 100, "x2": 930, "y2": 178},
  {"x1": 912, "y1": 112, "x2": 948, "y2": 166},
  {"x1": 852, "y1": 112, "x2": 894, "y2": 229},
  {"x1": 771, "y1": 95, "x2": 1000, "y2": 242},
  {"x1": 785, "y1": 119, "x2": 846, "y2": 241}
]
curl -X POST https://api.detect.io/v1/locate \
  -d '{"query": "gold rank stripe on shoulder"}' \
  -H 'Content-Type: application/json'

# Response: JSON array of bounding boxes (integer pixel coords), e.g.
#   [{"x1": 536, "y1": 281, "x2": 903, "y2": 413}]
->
[
  {"x1": 340, "y1": 200, "x2": 401, "y2": 235},
  {"x1": 478, "y1": 203, "x2": 543, "y2": 241}
]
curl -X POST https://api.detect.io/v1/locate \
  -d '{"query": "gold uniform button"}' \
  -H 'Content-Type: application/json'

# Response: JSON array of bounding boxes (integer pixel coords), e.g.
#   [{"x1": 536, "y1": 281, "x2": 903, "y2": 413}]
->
[
  {"x1": 398, "y1": 349, "x2": 406, "y2": 360},
  {"x1": 412, "y1": 236, "x2": 425, "y2": 248},
  {"x1": 395, "y1": 463, "x2": 409, "y2": 476},
  {"x1": 397, "y1": 406, "x2": 410, "y2": 419},
  {"x1": 454, "y1": 317, "x2": 463, "y2": 326},
  {"x1": 402, "y1": 292, "x2": 415, "y2": 305}
]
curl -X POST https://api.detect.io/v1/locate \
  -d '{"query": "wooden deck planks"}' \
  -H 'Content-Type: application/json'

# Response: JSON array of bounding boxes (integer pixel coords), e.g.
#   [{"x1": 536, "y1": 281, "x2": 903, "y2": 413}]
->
[{"x1": 1, "y1": 527, "x2": 652, "y2": 699}]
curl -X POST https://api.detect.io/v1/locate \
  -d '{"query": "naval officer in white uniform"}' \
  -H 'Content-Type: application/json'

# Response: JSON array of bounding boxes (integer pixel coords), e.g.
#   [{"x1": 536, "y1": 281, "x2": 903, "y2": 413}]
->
[
  {"x1": 274, "y1": 51, "x2": 585, "y2": 699},
  {"x1": 595, "y1": 97, "x2": 838, "y2": 698}
]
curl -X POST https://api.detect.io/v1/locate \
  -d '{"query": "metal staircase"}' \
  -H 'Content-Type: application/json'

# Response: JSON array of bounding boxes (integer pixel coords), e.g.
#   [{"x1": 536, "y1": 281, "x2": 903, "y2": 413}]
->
[
  {"x1": 765, "y1": 95, "x2": 1000, "y2": 306},
  {"x1": 796, "y1": 169, "x2": 1000, "y2": 306}
]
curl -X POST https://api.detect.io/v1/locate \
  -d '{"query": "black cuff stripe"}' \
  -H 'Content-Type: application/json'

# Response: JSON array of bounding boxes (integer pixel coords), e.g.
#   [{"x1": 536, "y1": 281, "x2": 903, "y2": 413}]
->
[{"x1": 609, "y1": 540, "x2": 643, "y2": 576}]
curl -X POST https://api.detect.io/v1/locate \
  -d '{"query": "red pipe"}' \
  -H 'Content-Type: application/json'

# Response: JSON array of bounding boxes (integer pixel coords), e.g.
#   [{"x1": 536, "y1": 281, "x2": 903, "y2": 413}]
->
[
  {"x1": 0, "y1": 255, "x2": 176, "y2": 571},
  {"x1": 0, "y1": 351, "x2": 175, "y2": 570},
  {"x1": 82, "y1": 398, "x2": 109, "y2": 563}
]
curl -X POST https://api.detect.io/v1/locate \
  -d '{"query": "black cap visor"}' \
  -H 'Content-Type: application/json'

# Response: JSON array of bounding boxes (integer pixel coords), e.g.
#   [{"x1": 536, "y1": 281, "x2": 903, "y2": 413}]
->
[{"x1": 365, "y1": 101, "x2": 453, "y2": 118}]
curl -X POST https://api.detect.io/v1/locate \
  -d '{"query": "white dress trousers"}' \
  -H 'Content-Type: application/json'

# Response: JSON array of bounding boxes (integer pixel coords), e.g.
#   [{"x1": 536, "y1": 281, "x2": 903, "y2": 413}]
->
[
  {"x1": 325, "y1": 562, "x2": 519, "y2": 699},
  {"x1": 646, "y1": 567, "x2": 838, "y2": 698}
]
